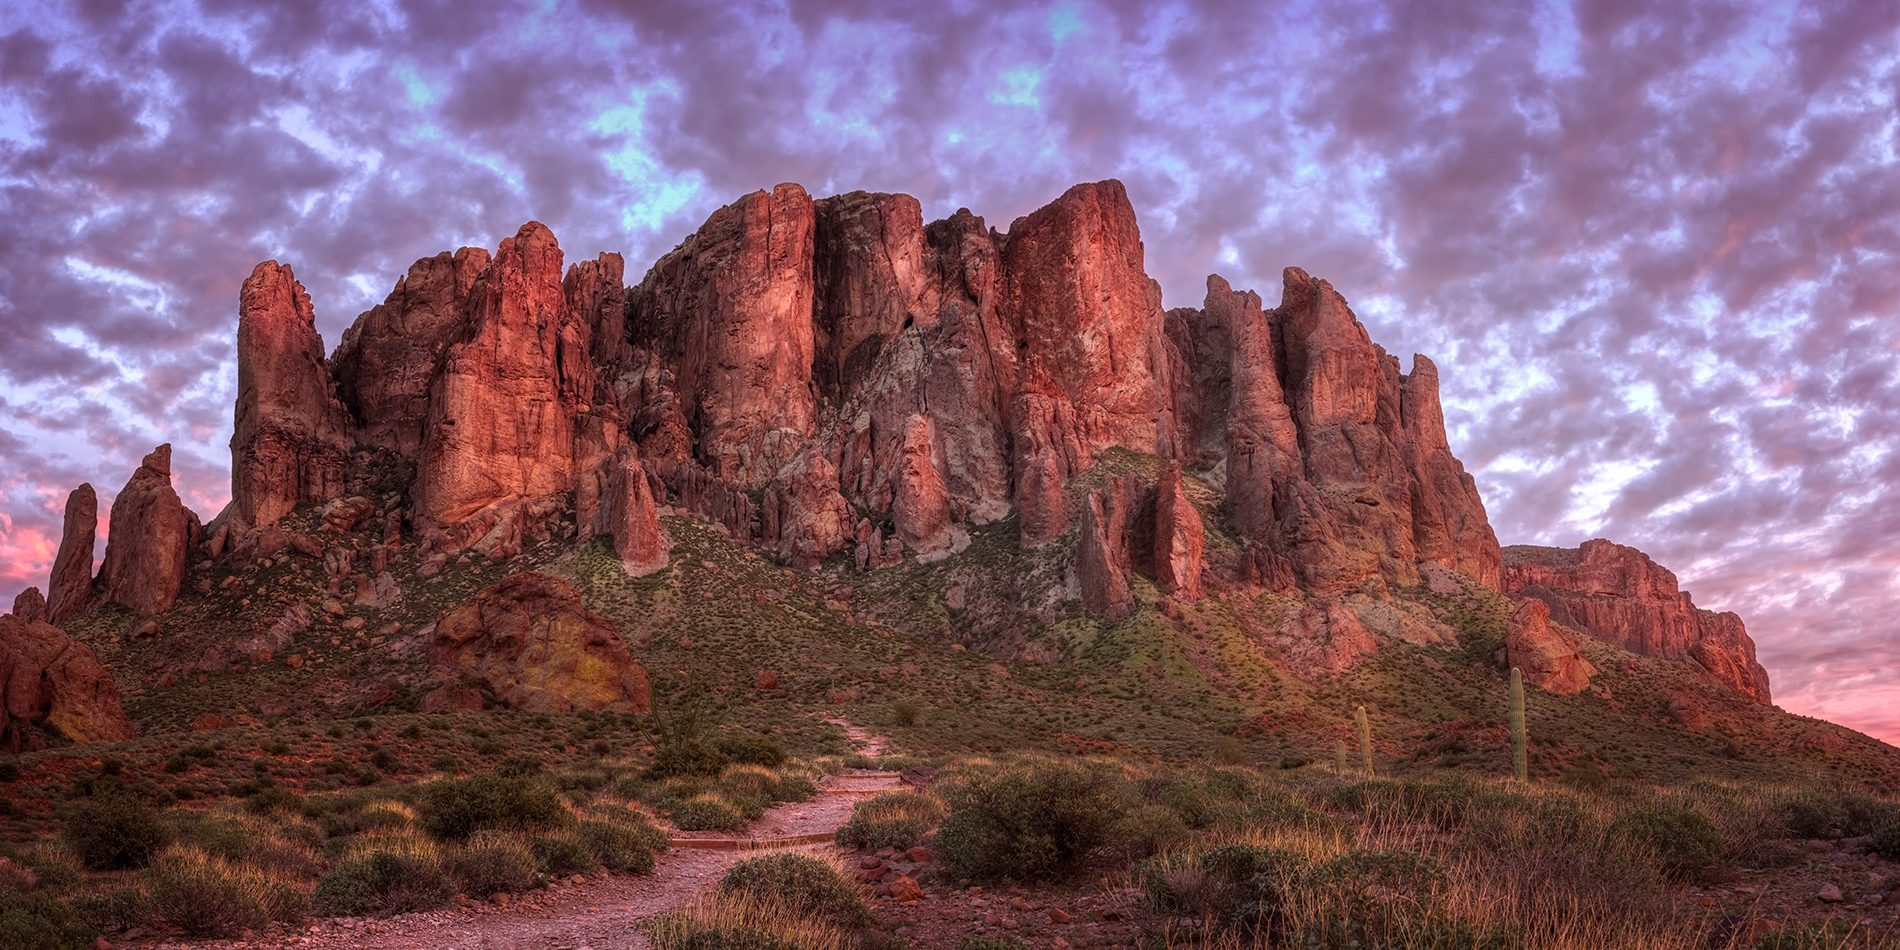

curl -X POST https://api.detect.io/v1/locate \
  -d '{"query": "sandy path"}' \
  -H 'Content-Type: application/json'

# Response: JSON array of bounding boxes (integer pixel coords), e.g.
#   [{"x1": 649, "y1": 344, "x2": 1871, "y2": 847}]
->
[{"x1": 160, "y1": 725, "x2": 897, "y2": 950}]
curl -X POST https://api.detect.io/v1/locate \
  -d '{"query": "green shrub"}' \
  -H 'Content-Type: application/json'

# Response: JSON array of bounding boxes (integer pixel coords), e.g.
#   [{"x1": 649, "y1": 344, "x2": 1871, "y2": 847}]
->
[
  {"x1": 716, "y1": 735, "x2": 787, "y2": 768},
  {"x1": 670, "y1": 795, "x2": 748, "y2": 832},
  {"x1": 448, "y1": 834, "x2": 540, "y2": 897},
  {"x1": 529, "y1": 832, "x2": 600, "y2": 876},
  {"x1": 421, "y1": 772, "x2": 569, "y2": 840},
  {"x1": 1139, "y1": 843, "x2": 1295, "y2": 932},
  {"x1": 1609, "y1": 804, "x2": 1722, "y2": 879},
  {"x1": 62, "y1": 792, "x2": 168, "y2": 871},
  {"x1": 144, "y1": 846, "x2": 307, "y2": 937},
  {"x1": 934, "y1": 758, "x2": 1133, "y2": 881},
  {"x1": 0, "y1": 892, "x2": 97, "y2": 950},
  {"x1": 835, "y1": 791, "x2": 945, "y2": 851},
  {"x1": 892, "y1": 701, "x2": 920, "y2": 727},
  {"x1": 1871, "y1": 817, "x2": 1900, "y2": 861},
  {"x1": 718, "y1": 854, "x2": 869, "y2": 926},
  {"x1": 67, "y1": 886, "x2": 147, "y2": 934},
  {"x1": 314, "y1": 849, "x2": 456, "y2": 917},
  {"x1": 575, "y1": 819, "x2": 658, "y2": 874}
]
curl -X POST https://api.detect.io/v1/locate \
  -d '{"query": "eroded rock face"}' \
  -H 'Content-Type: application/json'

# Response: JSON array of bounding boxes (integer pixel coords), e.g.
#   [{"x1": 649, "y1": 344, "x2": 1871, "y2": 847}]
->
[
  {"x1": 891, "y1": 415, "x2": 955, "y2": 557},
  {"x1": 10, "y1": 588, "x2": 46, "y2": 624},
  {"x1": 813, "y1": 192, "x2": 931, "y2": 402},
  {"x1": 332, "y1": 247, "x2": 491, "y2": 459},
  {"x1": 414, "y1": 223, "x2": 587, "y2": 550},
  {"x1": 1503, "y1": 598, "x2": 1596, "y2": 695},
  {"x1": 1152, "y1": 462, "x2": 1204, "y2": 600},
  {"x1": 428, "y1": 572, "x2": 649, "y2": 713},
  {"x1": 1076, "y1": 478, "x2": 1137, "y2": 622},
  {"x1": 631, "y1": 184, "x2": 818, "y2": 489},
  {"x1": 99, "y1": 445, "x2": 191, "y2": 617},
  {"x1": 46, "y1": 484, "x2": 96, "y2": 624},
  {"x1": 1504, "y1": 540, "x2": 1770, "y2": 702},
  {"x1": 0, "y1": 614, "x2": 135, "y2": 751},
  {"x1": 762, "y1": 448, "x2": 856, "y2": 569},
  {"x1": 605, "y1": 449, "x2": 668, "y2": 577},
  {"x1": 231, "y1": 261, "x2": 352, "y2": 527}
]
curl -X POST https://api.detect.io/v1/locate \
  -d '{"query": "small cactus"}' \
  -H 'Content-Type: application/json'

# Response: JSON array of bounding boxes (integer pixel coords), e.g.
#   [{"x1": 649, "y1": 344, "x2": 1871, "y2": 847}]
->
[
  {"x1": 1333, "y1": 740, "x2": 1349, "y2": 776},
  {"x1": 1355, "y1": 705, "x2": 1374, "y2": 777},
  {"x1": 1510, "y1": 667, "x2": 1528, "y2": 782}
]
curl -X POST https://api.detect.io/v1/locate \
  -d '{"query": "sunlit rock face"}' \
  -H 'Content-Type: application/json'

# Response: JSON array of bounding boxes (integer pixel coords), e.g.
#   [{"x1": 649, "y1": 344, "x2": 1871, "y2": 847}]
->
[
  {"x1": 1504, "y1": 539, "x2": 1771, "y2": 702},
  {"x1": 99, "y1": 445, "x2": 191, "y2": 617},
  {"x1": 183, "y1": 179, "x2": 1525, "y2": 646},
  {"x1": 0, "y1": 614, "x2": 135, "y2": 751}
]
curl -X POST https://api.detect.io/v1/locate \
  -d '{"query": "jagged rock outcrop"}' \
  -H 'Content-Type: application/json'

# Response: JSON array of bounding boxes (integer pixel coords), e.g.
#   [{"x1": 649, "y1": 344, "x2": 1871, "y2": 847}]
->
[
  {"x1": 332, "y1": 247, "x2": 491, "y2": 459},
  {"x1": 565, "y1": 252, "x2": 628, "y2": 370},
  {"x1": 231, "y1": 261, "x2": 352, "y2": 527},
  {"x1": 1503, "y1": 598, "x2": 1597, "y2": 695},
  {"x1": 99, "y1": 445, "x2": 191, "y2": 616},
  {"x1": 812, "y1": 191, "x2": 931, "y2": 402},
  {"x1": 1504, "y1": 540, "x2": 1770, "y2": 702},
  {"x1": 414, "y1": 222, "x2": 588, "y2": 552},
  {"x1": 46, "y1": 484, "x2": 96, "y2": 624},
  {"x1": 9, "y1": 588, "x2": 45, "y2": 624},
  {"x1": 891, "y1": 415, "x2": 956, "y2": 557},
  {"x1": 604, "y1": 449, "x2": 668, "y2": 577},
  {"x1": 1076, "y1": 477, "x2": 1137, "y2": 621},
  {"x1": 631, "y1": 184, "x2": 818, "y2": 489},
  {"x1": 762, "y1": 448, "x2": 856, "y2": 569},
  {"x1": 1004, "y1": 181, "x2": 1177, "y2": 546},
  {"x1": 1152, "y1": 463, "x2": 1204, "y2": 599},
  {"x1": 0, "y1": 614, "x2": 135, "y2": 751},
  {"x1": 427, "y1": 572, "x2": 649, "y2": 713}
]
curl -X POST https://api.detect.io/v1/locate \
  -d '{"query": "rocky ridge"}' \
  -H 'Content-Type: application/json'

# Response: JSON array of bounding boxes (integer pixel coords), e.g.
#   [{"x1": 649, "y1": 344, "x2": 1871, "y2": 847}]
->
[
  {"x1": 15, "y1": 178, "x2": 1779, "y2": 745},
  {"x1": 1504, "y1": 540, "x2": 1771, "y2": 702}
]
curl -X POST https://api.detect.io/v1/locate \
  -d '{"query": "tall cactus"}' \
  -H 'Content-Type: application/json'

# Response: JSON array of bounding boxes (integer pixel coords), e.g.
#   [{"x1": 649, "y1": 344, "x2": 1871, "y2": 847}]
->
[
  {"x1": 1509, "y1": 667, "x2": 1528, "y2": 782},
  {"x1": 1355, "y1": 705, "x2": 1374, "y2": 777},
  {"x1": 1333, "y1": 740, "x2": 1349, "y2": 777}
]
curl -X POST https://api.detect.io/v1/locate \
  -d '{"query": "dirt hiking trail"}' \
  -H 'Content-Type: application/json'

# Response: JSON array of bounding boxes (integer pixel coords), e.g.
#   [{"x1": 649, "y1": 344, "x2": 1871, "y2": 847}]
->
[{"x1": 158, "y1": 723, "x2": 899, "y2": 950}]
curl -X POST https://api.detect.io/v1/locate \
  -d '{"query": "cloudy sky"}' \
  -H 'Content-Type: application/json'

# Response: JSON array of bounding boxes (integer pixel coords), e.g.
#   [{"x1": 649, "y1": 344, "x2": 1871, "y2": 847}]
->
[{"x1": 1, "y1": 0, "x2": 1895, "y2": 743}]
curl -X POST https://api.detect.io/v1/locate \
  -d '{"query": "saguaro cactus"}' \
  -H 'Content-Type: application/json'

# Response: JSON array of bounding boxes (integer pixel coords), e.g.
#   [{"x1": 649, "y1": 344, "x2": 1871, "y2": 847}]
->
[
  {"x1": 1333, "y1": 740, "x2": 1349, "y2": 776},
  {"x1": 1510, "y1": 667, "x2": 1528, "y2": 782},
  {"x1": 1355, "y1": 705, "x2": 1374, "y2": 777}
]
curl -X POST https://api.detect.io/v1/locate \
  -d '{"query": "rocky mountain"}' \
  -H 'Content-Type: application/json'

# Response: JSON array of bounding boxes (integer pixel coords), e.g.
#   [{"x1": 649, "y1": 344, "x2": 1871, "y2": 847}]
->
[
  {"x1": 6, "y1": 178, "x2": 1785, "y2": 752},
  {"x1": 1505, "y1": 540, "x2": 1772, "y2": 702}
]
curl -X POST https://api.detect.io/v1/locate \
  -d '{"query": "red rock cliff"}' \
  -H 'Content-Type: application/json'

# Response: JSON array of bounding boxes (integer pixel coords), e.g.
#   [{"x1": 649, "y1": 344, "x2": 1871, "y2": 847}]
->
[{"x1": 1504, "y1": 540, "x2": 1770, "y2": 702}]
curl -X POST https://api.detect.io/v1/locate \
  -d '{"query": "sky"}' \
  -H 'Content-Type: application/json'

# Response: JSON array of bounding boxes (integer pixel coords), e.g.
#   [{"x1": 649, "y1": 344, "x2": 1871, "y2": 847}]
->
[{"x1": 0, "y1": 0, "x2": 1896, "y2": 744}]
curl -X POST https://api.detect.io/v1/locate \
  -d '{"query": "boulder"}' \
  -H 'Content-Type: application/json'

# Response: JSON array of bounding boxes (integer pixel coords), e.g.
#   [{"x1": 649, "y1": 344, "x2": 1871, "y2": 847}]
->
[
  {"x1": 45, "y1": 484, "x2": 96, "y2": 624},
  {"x1": 428, "y1": 572, "x2": 649, "y2": 713},
  {"x1": 1504, "y1": 540, "x2": 1770, "y2": 702},
  {"x1": 230, "y1": 260, "x2": 352, "y2": 527},
  {"x1": 99, "y1": 445, "x2": 191, "y2": 616},
  {"x1": 1502, "y1": 598, "x2": 1597, "y2": 695},
  {"x1": 0, "y1": 614, "x2": 135, "y2": 751}
]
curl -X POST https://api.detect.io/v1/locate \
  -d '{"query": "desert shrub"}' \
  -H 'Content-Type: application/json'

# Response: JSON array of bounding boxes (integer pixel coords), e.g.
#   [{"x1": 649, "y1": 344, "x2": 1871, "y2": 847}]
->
[
  {"x1": 892, "y1": 700, "x2": 920, "y2": 727},
  {"x1": 314, "y1": 836, "x2": 456, "y2": 917},
  {"x1": 144, "y1": 846, "x2": 307, "y2": 937},
  {"x1": 1107, "y1": 803, "x2": 1192, "y2": 861},
  {"x1": 575, "y1": 818, "x2": 658, "y2": 874},
  {"x1": 0, "y1": 892, "x2": 97, "y2": 950},
  {"x1": 1139, "y1": 843, "x2": 1296, "y2": 933},
  {"x1": 68, "y1": 885, "x2": 148, "y2": 934},
  {"x1": 62, "y1": 791, "x2": 168, "y2": 871},
  {"x1": 934, "y1": 758, "x2": 1134, "y2": 881},
  {"x1": 835, "y1": 791, "x2": 945, "y2": 851},
  {"x1": 529, "y1": 831, "x2": 600, "y2": 876},
  {"x1": 648, "y1": 894, "x2": 855, "y2": 950},
  {"x1": 715, "y1": 735, "x2": 787, "y2": 768},
  {"x1": 421, "y1": 772, "x2": 569, "y2": 840},
  {"x1": 670, "y1": 795, "x2": 748, "y2": 832},
  {"x1": 1609, "y1": 803, "x2": 1722, "y2": 879},
  {"x1": 167, "y1": 810, "x2": 322, "y2": 878},
  {"x1": 1777, "y1": 789, "x2": 1897, "y2": 839},
  {"x1": 1324, "y1": 777, "x2": 1487, "y2": 831},
  {"x1": 447, "y1": 833, "x2": 540, "y2": 897},
  {"x1": 1213, "y1": 736, "x2": 1248, "y2": 765},
  {"x1": 719, "y1": 854, "x2": 869, "y2": 926},
  {"x1": 357, "y1": 799, "x2": 420, "y2": 832},
  {"x1": 1871, "y1": 816, "x2": 1900, "y2": 861}
]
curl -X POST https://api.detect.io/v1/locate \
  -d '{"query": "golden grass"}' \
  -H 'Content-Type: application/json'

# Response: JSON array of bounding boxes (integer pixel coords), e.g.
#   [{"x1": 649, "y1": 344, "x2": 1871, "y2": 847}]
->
[{"x1": 647, "y1": 891, "x2": 860, "y2": 950}]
